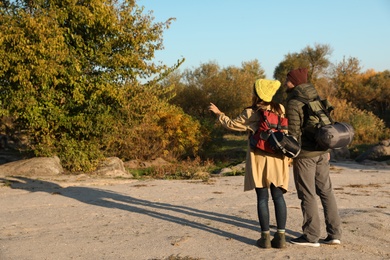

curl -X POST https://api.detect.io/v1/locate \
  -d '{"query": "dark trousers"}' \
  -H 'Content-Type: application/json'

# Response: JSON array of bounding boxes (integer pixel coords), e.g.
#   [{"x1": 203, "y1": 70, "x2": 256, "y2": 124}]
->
[
  {"x1": 293, "y1": 153, "x2": 342, "y2": 242},
  {"x1": 255, "y1": 184, "x2": 287, "y2": 232}
]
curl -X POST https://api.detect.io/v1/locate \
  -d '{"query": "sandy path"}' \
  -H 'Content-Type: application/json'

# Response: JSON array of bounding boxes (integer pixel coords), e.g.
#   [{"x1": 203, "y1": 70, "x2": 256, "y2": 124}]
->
[{"x1": 0, "y1": 161, "x2": 389, "y2": 260}]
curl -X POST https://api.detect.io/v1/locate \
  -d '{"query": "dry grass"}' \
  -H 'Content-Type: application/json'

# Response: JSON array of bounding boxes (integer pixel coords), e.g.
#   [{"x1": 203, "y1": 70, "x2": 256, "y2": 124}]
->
[
  {"x1": 151, "y1": 255, "x2": 202, "y2": 260},
  {"x1": 345, "y1": 183, "x2": 382, "y2": 188}
]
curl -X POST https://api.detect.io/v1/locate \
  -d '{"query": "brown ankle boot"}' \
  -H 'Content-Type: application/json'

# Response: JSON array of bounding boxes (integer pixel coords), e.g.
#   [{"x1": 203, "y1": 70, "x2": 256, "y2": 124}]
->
[
  {"x1": 256, "y1": 232, "x2": 271, "y2": 248},
  {"x1": 271, "y1": 232, "x2": 286, "y2": 248}
]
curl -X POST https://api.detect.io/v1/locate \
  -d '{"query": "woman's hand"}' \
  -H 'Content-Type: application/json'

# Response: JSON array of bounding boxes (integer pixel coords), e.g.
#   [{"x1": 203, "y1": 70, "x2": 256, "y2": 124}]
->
[{"x1": 209, "y1": 102, "x2": 222, "y2": 115}]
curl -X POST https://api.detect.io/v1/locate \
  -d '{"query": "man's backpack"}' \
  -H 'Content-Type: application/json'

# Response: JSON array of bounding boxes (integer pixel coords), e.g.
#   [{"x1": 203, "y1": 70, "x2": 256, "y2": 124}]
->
[
  {"x1": 294, "y1": 96, "x2": 354, "y2": 150},
  {"x1": 250, "y1": 110, "x2": 301, "y2": 158}
]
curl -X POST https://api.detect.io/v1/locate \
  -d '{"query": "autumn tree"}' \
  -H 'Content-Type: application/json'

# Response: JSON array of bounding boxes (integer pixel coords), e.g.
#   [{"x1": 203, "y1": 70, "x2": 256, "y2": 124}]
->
[
  {"x1": 170, "y1": 60, "x2": 265, "y2": 120},
  {"x1": 0, "y1": 0, "x2": 201, "y2": 171},
  {"x1": 332, "y1": 57, "x2": 390, "y2": 127},
  {"x1": 273, "y1": 53, "x2": 309, "y2": 84},
  {"x1": 362, "y1": 70, "x2": 390, "y2": 125},
  {"x1": 331, "y1": 56, "x2": 362, "y2": 100},
  {"x1": 273, "y1": 44, "x2": 332, "y2": 103}
]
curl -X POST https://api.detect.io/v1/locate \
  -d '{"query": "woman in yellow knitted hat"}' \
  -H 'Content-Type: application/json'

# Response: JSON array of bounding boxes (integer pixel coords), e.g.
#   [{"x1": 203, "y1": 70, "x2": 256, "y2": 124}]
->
[
  {"x1": 209, "y1": 79, "x2": 289, "y2": 249},
  {"x1": 253, "y1": 78, "x2": 281, "y2": 102}
]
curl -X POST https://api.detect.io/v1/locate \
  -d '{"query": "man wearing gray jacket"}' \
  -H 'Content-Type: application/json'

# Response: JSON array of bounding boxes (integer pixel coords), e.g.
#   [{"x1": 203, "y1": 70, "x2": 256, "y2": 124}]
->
[{"x1": 285, "y1": 68, "x2": 342, "y2": 247}]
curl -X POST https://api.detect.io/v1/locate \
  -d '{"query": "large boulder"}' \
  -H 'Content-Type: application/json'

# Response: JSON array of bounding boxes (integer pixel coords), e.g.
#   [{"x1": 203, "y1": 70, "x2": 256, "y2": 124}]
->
[
  {"x1": 355, "y1": 139, "x2": 390, "y2": 162},
  {"x1": 0, "y1": 156, "x2": 63, "y2": 177},
  {"x1": 94, "y1": 157, "x2": 133, "y2": 178}
]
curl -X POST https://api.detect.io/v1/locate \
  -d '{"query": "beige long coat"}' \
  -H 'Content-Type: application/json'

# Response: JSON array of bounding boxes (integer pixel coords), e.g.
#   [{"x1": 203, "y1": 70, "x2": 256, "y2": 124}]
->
[{"x1": 217, "y1": 106, "x2": 290, "y2": 192}]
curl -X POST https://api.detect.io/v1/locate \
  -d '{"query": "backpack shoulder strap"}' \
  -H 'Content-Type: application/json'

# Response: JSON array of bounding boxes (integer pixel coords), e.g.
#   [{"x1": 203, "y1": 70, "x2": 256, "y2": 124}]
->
[
  {"x1": 259, "y1": 111, "x2": 270, "y2": 130},
  {"x1": 296, "y1": 96, "x2": 335, "y2": 126},
  {"x1": 293, "y1": 96, "x2": 310, "y2": 105},
  {"x1": 261, "y1": 110, "x2": 283, "y2": 131}
]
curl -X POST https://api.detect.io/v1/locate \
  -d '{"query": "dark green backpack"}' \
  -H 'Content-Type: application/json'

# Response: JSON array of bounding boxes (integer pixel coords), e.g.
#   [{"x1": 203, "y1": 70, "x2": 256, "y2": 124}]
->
[
  {"x1": 294, "y1": 96, "x2": 354, "y2": 150},
  {"x1": 295, "y1": 96, "x2": 334, "y2": 138}
]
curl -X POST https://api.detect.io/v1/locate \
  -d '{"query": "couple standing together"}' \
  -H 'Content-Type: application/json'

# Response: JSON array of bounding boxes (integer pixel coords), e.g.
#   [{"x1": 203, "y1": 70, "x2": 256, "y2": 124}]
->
[{"x1": 209, "y1": 68, "x2": 342, "y2": 248}]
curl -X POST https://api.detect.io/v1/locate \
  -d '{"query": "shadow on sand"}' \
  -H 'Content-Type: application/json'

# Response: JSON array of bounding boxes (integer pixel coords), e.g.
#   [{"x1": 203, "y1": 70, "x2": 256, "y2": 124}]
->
[{"x1": 1, "y1": 176, "x2": 301, "y2": 246}]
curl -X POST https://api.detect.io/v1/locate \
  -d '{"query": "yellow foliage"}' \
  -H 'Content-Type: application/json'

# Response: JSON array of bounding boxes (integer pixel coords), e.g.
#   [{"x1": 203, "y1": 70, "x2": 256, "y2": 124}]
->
[
  {"x1": 328, "y1": 96, "x2": 389, "y2": 145},
  {"x1": 358, "y1": 69, "x2": 377, "y2": 84},
  {"x1": 111, "y1": 102, "x2": 204, "y2": 161}
]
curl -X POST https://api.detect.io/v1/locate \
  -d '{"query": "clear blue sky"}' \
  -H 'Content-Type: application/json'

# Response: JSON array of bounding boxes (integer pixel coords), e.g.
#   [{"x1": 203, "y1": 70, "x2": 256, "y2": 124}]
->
[{"x1": 140, "y1": 0, "x2": 390, "y2": 78}]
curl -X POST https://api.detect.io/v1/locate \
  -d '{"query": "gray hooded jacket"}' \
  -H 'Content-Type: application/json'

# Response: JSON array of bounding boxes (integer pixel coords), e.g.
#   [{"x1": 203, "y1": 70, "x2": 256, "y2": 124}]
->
[{"x1": 286, "y1": 83, "x2": 329, "y2": 158}]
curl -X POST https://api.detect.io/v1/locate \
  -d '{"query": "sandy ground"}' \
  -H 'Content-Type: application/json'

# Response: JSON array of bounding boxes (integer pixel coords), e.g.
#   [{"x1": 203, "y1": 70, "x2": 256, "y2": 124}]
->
[{"x1": 0, "y1": 161, "x2": 389, "y2": 260}]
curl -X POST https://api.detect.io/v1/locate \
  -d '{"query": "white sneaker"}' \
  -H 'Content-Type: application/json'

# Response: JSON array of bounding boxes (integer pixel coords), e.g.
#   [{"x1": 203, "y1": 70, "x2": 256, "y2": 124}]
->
[
  {"x1": 323, "y1": 236, "x2": 341, "y2": 245},
  {"x1": 290, "y1": 235, "x2": 320, "y2": 247}
]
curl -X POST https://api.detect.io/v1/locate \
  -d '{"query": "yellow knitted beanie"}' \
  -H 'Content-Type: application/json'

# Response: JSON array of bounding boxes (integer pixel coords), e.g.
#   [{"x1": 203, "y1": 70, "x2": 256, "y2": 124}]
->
[{"x1": 254, "y1": 79, "x2": 281, "y2": 102}]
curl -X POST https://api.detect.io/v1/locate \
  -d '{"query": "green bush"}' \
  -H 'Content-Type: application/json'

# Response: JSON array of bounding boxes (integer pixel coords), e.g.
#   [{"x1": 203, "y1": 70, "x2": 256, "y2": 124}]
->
[
  {"x1": 55, "y1": 137, "x2": 104, "y2": 172},
  {"x1": 106, "y1": 98, "x2": 205, "y2": 161},
  {"x1": 0, "y1": 1, "x2": 184, "y2": 172},
  {"x1": 329, "y1": 97, "x2": 389, "y2": 145}
]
